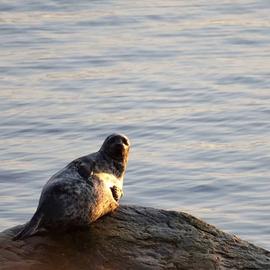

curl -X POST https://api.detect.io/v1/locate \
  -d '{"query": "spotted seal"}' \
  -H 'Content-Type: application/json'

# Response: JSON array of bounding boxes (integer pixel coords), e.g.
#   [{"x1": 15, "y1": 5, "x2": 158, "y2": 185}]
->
[{"x1": 13, "y1": 133, "x2": 130, "y2": 240}]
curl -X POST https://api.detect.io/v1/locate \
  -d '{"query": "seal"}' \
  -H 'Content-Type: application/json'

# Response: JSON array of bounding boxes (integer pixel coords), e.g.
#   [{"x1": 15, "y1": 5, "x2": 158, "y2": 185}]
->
[{"x1": 13, "y1": 133, "x2": 130, "y2": 240}]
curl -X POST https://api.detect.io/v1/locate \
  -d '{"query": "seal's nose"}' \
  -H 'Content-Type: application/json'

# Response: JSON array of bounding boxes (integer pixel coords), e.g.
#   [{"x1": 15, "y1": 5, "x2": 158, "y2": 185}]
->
[{"x1": 121, "y1": 136, "x2": 130, "y2": 147}]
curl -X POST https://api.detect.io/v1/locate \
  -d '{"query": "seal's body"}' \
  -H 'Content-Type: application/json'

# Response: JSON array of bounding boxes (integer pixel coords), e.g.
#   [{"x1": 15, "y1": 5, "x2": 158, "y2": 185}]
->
[{"x1": 13, "y1": 134, "x2": 130, "y2": 240}]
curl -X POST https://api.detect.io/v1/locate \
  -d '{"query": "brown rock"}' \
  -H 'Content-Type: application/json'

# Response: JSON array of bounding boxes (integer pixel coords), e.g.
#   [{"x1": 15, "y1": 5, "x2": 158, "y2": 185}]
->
[{"x1": 0, "y1": 205, "x2": 269, "y2": 270}]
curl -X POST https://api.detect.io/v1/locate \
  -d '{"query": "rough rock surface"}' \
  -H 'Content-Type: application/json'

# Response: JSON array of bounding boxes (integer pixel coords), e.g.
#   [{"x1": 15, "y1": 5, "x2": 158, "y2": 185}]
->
[{"x1": 0, "y1": 205, "x2": 269, "y2": 270}]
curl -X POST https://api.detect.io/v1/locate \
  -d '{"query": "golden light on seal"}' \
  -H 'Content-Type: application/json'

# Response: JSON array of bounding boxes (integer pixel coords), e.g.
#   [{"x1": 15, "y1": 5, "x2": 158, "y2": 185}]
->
[{"x1": 13, "y1": 134, "x2": 130, "y2": 241}]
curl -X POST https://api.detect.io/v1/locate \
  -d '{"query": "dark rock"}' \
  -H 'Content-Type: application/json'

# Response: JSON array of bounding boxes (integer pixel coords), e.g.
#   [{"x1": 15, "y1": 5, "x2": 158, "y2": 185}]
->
[{"x1": 0, "y1": 205, "x2": 269, "y2": 270}]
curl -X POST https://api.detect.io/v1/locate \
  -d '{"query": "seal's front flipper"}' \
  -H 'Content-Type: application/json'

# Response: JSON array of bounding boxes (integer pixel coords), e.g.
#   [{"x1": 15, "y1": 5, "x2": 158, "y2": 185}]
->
[
  {"x1": 110, "y1": 186, "x2": 122, "y2": 202},
  {"x1": 12, "y1": 212, "x2": 43, "y2": 241}
]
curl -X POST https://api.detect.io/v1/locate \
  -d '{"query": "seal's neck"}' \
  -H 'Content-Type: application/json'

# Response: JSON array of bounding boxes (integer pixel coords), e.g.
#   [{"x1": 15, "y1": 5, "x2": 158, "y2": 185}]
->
[
  {"x1": 98, "y1": 151, "x2": 127, "y2": 179},
  {"x1": 112, "y1": 159, "x2": 126, "y2": 180}
]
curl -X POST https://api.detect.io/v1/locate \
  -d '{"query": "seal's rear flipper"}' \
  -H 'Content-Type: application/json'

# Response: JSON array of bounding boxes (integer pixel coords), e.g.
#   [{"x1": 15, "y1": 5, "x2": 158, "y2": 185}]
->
[{"x1": 12, "y1": 212, "x2": 43, "y2": 241}]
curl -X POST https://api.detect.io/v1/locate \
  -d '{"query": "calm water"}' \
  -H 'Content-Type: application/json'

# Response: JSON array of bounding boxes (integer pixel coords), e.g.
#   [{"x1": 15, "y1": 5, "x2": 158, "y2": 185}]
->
[{"x1": 1, "y1": 0, "x2": 270, "y2": 250}]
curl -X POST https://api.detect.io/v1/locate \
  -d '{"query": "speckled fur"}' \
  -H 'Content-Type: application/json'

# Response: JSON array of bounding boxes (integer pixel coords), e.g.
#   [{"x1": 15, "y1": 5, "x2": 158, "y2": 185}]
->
[{"x1": 13, "y1": 134, "x2": 130, "y2": 240}]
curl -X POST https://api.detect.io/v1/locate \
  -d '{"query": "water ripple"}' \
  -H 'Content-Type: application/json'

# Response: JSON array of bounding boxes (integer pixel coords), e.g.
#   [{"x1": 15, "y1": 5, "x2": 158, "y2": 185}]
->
[{"x1": 1, "y1": 0, "x2": 270, "y2": 250}]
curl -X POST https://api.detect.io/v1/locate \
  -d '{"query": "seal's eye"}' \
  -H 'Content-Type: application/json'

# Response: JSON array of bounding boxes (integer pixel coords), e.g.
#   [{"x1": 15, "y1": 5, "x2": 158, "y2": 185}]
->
[{"x1": 107, "y1": 137, "x2": 117, "y2": 145}]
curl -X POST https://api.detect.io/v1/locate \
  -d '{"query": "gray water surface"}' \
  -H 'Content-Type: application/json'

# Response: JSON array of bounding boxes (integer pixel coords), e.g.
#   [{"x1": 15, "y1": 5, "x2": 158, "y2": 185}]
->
[{"x1": 1, "y1": 0, "x2": 270, "y2": 249}]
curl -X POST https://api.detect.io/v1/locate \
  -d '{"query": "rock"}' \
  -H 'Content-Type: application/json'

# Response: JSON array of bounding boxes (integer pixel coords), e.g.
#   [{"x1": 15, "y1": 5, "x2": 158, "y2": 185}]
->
[{"x1": 0, "y1": 205, "x2": 269, "y2": 270}]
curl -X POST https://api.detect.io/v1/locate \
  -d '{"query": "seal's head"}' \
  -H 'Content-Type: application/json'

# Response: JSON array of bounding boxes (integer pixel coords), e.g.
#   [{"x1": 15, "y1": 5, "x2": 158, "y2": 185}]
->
[{"x1": 100, "y1": 133, "x2": 130, "y2": 164}]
